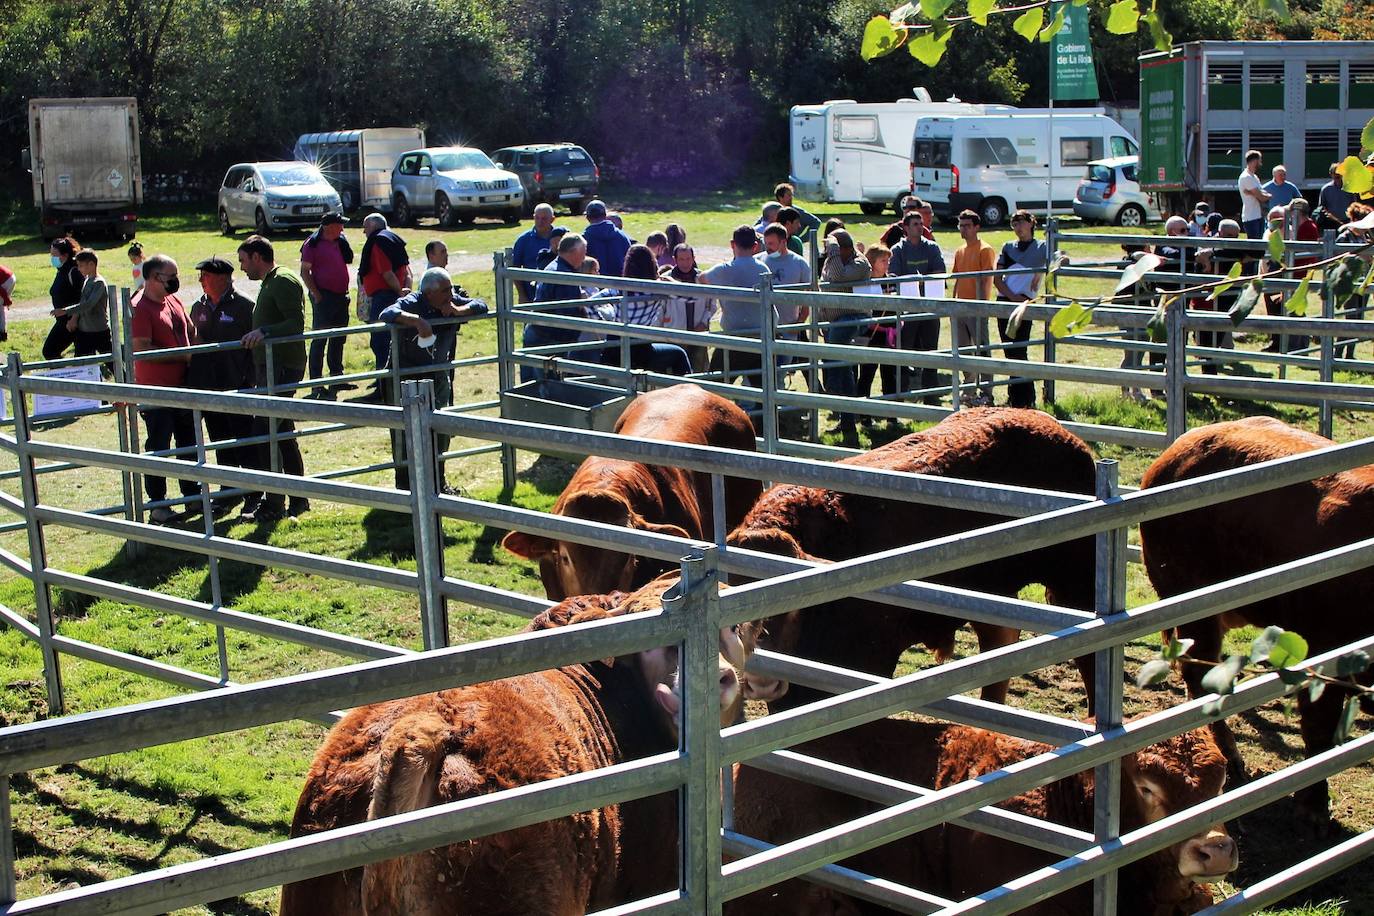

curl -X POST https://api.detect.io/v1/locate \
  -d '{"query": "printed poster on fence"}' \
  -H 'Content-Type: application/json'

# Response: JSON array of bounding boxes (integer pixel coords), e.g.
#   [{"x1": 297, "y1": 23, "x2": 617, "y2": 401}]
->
[{"x1": 33, "y1": 364, "x2": 101, "y2": 418}]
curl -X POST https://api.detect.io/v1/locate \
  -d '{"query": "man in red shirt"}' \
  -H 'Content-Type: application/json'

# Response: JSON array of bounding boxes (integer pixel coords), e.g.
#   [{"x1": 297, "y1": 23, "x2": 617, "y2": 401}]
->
[
  {"x1": 357, "y1": 213, "x2": 411, "y2": 378},
  {"x1": 130, "y1": 254, "x2": 200, "y2": 523}
]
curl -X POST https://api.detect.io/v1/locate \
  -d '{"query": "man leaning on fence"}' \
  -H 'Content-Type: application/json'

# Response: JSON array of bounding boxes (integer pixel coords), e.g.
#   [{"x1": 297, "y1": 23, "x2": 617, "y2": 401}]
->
[
  {"x1": 188, "y1": 256, "x2": 260, "y2": 516},
  {"x1": 380, "y1": 267, "x2": 488, "y2": 491},
  {"x1": 130, "y1": 254, "x2": 201, "y2": 524},
  {"x1": 237, "y1": 235, "x2": 309, "y2": 523}
]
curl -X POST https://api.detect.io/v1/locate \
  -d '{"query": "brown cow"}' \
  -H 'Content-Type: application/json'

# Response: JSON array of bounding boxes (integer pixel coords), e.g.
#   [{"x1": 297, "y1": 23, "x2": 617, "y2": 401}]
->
[
  {"x1": 730, "y1": 717, "x2": 1236, "y2": 915},
  {"x1": 281, "y1": 576, "x2": 754, "y2": 916},
  {"x1": 1141, "y1": 416, "x2": 1374, "y2": 826},
  {"x1": 503, "y1": 384, "x2": 762, "y2": 600},
  {"x1": 729, "y1": 407, "x2": 1098, "y2": 709}
]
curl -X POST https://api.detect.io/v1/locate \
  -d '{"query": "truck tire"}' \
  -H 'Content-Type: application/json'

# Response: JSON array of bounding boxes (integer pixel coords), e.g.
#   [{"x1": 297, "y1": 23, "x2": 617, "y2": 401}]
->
[
  {"x1": 219, "y1": 208, "x2": 233, "y2": 236},
  {"x1": 977, "y1": 198, "x2": 1008, "y2": 227},
  {"x1": 1116, "y1": 204, "x2": 1146, "y2": 228},
  {"x1": 436, "y1": 193, "x2": 455, "y2": 228},
  {"x1": 570, "y1": 197, "x2": 588, "y2": 217},
  {"x1": 393, "y1": 194, "x2": 412, "y2": 227},
  {"x1": 859, "y1": 202, "x2": 884, "y2": 216},
  {"x1": 255, "y1": 208, "x2": 272, "y2": 237}
]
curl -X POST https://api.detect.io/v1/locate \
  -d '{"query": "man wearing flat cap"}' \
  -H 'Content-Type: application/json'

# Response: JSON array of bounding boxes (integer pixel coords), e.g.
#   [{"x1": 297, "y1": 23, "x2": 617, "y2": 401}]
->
[
  {"x1": 300, "y1": 213, "x2": 353, "y2": 395},
  {"x1": 188, "y1": 256, "x2": 261, "y2": 514}
]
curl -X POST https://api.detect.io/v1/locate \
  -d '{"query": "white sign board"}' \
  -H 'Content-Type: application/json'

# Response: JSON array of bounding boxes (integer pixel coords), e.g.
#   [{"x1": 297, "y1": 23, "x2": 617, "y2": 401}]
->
[{"x1": 33, "y1": 364, "x2": 102, "y2": 418}]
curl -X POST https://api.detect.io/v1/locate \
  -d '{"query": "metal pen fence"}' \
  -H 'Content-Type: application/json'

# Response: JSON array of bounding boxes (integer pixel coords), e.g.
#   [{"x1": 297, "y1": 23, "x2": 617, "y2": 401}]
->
[
  {"x1": 496, "y1": 227, "x2": 1374, "y2": 456},
  {"x1": 0, "y1": 360, "x2": 1370, "y2": 912}
]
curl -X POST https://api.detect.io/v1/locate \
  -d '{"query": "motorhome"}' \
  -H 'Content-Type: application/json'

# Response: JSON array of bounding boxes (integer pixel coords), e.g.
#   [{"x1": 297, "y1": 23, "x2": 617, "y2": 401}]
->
[
  {"x1": 789, "y1": 90, "x2": 1013, "y2": 215},
  {"x1": 293, "y1": 127, "x2": 425, "y2": 214},
  {"x1": 910, "y1": 110, "x2": 1138, "y2": 225}
]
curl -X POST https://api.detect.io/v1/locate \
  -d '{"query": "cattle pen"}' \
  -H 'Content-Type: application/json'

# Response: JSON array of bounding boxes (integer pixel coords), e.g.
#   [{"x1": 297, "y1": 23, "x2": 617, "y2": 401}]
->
[{"x1": 0, "y1": 251, "x2": 1371, "y2": 913}]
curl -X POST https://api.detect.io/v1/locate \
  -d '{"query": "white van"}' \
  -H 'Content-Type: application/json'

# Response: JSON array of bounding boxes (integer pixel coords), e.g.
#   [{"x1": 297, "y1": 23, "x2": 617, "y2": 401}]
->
[
  {"x1": 910, "y1": 111, "x2": 1139, "y2": 225},
  {"x1": 790, "y1": 90, "x2": 1014, "y2": 215}
]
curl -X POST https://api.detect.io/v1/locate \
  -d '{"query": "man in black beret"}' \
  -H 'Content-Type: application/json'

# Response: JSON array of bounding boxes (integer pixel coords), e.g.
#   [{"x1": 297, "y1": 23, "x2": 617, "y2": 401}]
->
[{"x1": 188, "y1": 255, "x2": 262, "y2": 516}]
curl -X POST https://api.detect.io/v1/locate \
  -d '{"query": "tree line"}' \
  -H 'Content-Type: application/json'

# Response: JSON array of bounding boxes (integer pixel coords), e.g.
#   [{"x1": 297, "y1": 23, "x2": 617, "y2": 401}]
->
[{"x1": 0, "y1": 0, "x2": 1363, "y2": 189}]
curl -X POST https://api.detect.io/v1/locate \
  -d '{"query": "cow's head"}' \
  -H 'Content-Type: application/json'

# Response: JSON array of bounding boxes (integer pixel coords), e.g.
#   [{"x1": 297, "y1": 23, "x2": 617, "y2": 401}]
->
[
  {"x1": 527, "y1": 576, "x2": 756, "y2": 738},
  {"x1": 1121, "y1": 728, "x2": 1238, "y2": 901},
  {"x1": 724, "y1": 527, "x2": 815, "y2": 704},
  {"x1": 502, "y1": 490, "x2": 693, "y2": 600}
]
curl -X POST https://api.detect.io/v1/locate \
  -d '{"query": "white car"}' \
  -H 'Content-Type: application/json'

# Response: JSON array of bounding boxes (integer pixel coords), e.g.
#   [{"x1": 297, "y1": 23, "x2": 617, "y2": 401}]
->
[
  {"x1": 389, "y1": 147, "x2": 524, "y2": 227},
  {"x1": 1072, "y1": 156, "x2": 1161, "y2": 227},
  {"x1": 217, "y1": 162, "x2": 342, "y2": 236}
]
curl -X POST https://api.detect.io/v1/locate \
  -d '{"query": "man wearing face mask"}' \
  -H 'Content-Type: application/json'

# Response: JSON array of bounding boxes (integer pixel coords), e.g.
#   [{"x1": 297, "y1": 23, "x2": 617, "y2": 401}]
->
[
  {"x1": 130, "y1": 254, "x2": 200, "y2": 524},
  {"x1": 187, "y1": 257, "x2": 260, "y2": 515}
]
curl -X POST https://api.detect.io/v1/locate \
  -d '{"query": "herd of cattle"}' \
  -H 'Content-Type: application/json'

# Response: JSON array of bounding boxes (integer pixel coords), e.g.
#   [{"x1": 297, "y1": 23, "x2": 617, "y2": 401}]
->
[{"x1": 279, "y1": 385, "x2": 1372, "y2": 914}]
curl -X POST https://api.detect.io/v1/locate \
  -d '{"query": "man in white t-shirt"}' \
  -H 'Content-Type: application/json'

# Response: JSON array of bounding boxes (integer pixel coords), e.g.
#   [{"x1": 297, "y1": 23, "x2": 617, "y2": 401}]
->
[{"x1": 1238, "y1": 150, "x2": 1270, "y2": 239}]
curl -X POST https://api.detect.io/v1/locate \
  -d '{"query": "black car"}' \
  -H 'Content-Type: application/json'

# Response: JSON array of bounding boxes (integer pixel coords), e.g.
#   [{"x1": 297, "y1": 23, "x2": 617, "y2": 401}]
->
[{"x1": 491, "y1": 143, "x2": 599, "y2": 216}]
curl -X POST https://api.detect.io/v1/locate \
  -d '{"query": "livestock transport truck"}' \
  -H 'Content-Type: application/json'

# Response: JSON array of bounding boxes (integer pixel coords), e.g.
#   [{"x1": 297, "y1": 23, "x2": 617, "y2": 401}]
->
[
  {"x1": 1138, "y1": 40, "x2": 1374, "y2": 215},
  {"x1": 293, "y1": 127, "x2": 425, "y2": 214},
  {"x1": 24, "y1": 97, "x2": 143, "y2": 240}
]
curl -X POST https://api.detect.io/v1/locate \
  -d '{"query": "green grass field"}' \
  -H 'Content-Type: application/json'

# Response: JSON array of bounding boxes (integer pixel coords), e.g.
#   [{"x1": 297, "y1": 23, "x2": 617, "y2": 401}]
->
[{"x1": 0, "y1": 195, "x2": 1369, "y2": 914}]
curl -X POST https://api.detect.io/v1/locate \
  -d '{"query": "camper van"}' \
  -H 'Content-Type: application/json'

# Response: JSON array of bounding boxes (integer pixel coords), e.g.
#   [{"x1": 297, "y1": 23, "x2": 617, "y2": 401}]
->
[
  {"x1": 293, "y1": 127, "x2": 425, "y2": 214},
  {"x1": 910, "y1": 110, "x2": 1139, "y2": 225},
  {"x1": 789, "y1": 90, "x2": 1013, "y2": 215}
]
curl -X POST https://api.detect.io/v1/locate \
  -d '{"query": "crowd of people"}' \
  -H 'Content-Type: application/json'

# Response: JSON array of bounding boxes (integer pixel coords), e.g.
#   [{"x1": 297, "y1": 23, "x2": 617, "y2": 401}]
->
[{"x1": 5, "y1": 164, "x2": 1372, "y2": 500}]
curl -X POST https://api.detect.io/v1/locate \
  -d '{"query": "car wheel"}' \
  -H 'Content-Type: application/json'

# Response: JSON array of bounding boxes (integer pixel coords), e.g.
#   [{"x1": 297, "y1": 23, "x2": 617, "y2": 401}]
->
[
  {"x1": 393, "y1": 194, "x2": 412, "y2": 227},
  {"x1": 1116, "y1": 204, "x2": 1146, "y2": 228},
  {"x1": 892, "y1": 192, "x2": 913, "y2": 215},
  {"x1": 458, "y1": 213, "x2": 476, "y2": 226},
  {"x1": 569, "y1": 197, "x2": 588, "y2": 217},
  {"x1": 255, "y1": 208, "x2": 272, "y2": 236},
  {"x1": 436, "y1": 193, "x2": 454, "y2": 228},
  {"x1": 219, "y1": 208, "x2": 233, "y2": 236},
  {"x1": 859, "y1": 202, "x2": 884, "y2": 216},
  {"x1": 977, "y1": 198, "x2": 1008, "y2": 227},
  {"x1": 503, "y1": 210, "x2": 520, "y2": 225}
]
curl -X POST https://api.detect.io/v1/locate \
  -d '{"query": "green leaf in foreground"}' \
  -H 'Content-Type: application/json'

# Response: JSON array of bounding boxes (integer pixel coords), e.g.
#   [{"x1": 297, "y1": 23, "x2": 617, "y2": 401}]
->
[
  {"x1": 1229, "y1": 279, "x2": 1263, "y2": 325},
  {"x1": 1039, "y1": 5, "x2": 1067, "y2": 42},
  {"x1": 1117, "y1": 252, "x2": 1162, "y2": 293},
  {"x1": 1146, "y1": 300, "x2": 1169, "y2": 343},
  {"x1": 1250, "y1": 625, "x2": 1284, "y2": 665},
  {"x1": 1162, "y1": 636, "x2": 1194, "y2": 661},
  {"x1": 1335, "y1": 695, "x2": 1360, "y2": 744},
  {"x1": 1287, "y1": 273, "x2": 1311, "y2": 316},
  {"x1": 1143, "y1": 8, "x2": 1171, "y2": 50},
  {"x1": 862, "y1": 16, "x2": 906, "y2": 60},
  {"x1": 967, "y1": 0, "x2": 994, "y2": 24},
  {"x1": 908, "y1": 29, "x2": 952, "y2": 66},
  {"x1": 1267, "y1": 227, "x2": 1286, "y2": 263},
  {"x1": 1049, "y1": 300, "x2": 1093, "y2": 339},
  {"x1": 920, "y1": 0, "x2": 955, "y2": 19},
  {"x1": 1207, "y1": 261, "x2": 1244, "y2": 304},
  {"x1": 1363, "y1": 115, "x2": 1374, "y2": 157},
  {"x1": 1137, "y1": 659, "x2": 1173, "y2": 688},
  {"x1": 1341, "y1": 156, "x2": 1374, "y2": 196},
  {"x1": 1201, "y1": 654, "x2": 1245, "y2": 697},
  {"x1": 1269, "y1": 629, "x2": 1309, "y2": 668},
  {"x1": 1013, "y1": 7, "x2": 1044, "y2": 41},
  {"x1": 1255, "y1": 0, "x2": 1291, "y2": 20},
  {"x1": 1105, "y1": 0, "x2": 1140, "y2": 33},
  {"x1": 1336, "y1": 650, "x2": 1371, "y2": 677}
]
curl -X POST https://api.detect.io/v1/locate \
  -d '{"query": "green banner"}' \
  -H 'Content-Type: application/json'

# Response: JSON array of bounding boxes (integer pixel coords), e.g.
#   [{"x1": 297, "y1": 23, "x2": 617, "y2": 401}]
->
[
  {"x1": 1140, "y1": 52, "x2": 1186, "y2": 189},
  {"x1": 1051, "y1": 4, "x2": 1099, "y2": 102}
]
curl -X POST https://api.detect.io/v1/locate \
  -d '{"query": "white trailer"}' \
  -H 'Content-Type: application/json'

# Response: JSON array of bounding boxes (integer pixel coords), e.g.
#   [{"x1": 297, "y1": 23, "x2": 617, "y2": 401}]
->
[
  {"x1": 293, "y1": 127, "x2": 425, "y2": 214},
  {"x1": 789, "y1": 89, "x2": 1013, "y2": 215},
  {"x1": 25, "y1": 97, "x2": 142, "y2": 239}
]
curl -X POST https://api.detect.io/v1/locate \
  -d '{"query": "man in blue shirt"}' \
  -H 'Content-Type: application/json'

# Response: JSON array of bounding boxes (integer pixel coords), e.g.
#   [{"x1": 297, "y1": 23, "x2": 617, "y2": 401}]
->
[
  {"x1": 888, "y1": 210, "x2": 947, "y2": 402},
  {"x1": 1317, "y1": 162, "x2": 1356, "y2": 232},
  {"x1": 1262, "y1": 165, "x2": 1302, "y2": 210},
  {"x1": 582, "y1": 199, "x2": 631, "y2": 277},
  {"x1": 510, "y1": 204, "x2": 567, "y2": 302},
  {"x1": 704, "y1": 225, "x2": 771, "y2": 415}
]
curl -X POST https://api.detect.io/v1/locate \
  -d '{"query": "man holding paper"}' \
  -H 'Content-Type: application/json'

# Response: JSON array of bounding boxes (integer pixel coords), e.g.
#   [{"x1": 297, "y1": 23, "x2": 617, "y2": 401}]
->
[
  {"x1": 993, "y1": 210, "x2": 1048, "y2": 409},
  {"x1": 887, "y1": 210, "x2": 946, "y2": 403}
]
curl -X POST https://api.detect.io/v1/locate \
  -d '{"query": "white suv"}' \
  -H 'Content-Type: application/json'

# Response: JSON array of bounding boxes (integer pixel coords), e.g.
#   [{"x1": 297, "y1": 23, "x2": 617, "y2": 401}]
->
[
  {"x1": 218, "y1": 162, "x2": 342, "y2": 236},
  {"x1": 389, "y1": 147, "x2": 524, "y2": 227}
]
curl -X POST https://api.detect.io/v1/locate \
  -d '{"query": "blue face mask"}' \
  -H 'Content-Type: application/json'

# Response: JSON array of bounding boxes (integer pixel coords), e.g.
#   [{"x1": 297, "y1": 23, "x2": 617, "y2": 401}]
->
[
  {"x1": 766, "y1": 249, "x2": 784, "y2": 260},
  {"x1": 51, "y1": 255, "x2": 63, "y2": 269}
]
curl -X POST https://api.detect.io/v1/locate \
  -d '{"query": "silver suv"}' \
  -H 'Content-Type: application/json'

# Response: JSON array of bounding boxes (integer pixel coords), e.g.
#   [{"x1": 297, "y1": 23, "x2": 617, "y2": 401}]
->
[
  {"x1": 218, "y1": 162, "x2": 342, "y2": 236},
  {"x1": 389, "y1": 147, "x2": 524, "y2": 227}
]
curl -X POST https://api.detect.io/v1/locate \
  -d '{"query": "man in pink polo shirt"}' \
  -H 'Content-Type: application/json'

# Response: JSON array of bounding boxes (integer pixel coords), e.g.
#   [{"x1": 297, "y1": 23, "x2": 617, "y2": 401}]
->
[
  {"x1": 300, "y1": 213, "x2": 353, "y2": 395},
  {"x1": 130, "y1": 254, "x2": 200, "y2": 523}
]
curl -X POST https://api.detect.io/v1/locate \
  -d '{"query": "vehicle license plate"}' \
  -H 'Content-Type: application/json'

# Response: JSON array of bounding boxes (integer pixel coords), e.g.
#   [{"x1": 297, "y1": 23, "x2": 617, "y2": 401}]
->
[
  {"x1": 481, "y1": 195, "x2": 505, "y2": 203},
  {"x1": 302, "y1": 205, "x2": 324, "y2": 213},
  {"x1": 560, "y1": 190, "x2": 582, "y2": 198}
]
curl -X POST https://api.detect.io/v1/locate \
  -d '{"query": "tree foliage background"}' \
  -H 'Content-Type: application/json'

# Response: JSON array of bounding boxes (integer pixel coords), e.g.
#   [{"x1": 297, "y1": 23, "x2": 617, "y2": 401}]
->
[{"x1": 0, "y1": 0, "x2": 1369, "y2": 189}]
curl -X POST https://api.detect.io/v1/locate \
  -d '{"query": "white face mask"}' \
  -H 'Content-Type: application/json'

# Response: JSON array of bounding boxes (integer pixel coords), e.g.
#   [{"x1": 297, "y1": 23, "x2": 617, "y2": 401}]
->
[{"x1": 766, "y1": 249, "x2": 784, "y2": 260}]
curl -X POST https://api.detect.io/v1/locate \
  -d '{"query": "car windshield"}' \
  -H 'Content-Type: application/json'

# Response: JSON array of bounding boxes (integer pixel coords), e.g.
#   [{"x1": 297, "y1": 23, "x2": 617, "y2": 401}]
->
[
  {"x1": 540, "y1": 148, "x2": 590, "y2": 167},
  {"x1": 432, "y1": 151, "x2": 495, "y2": 171},
  {"x1": 1086, "y1": 164, "x2": 1113, "y2": 183},
  {"x1": 260, "y1": 165, "x2": 325, "y2": 187}
]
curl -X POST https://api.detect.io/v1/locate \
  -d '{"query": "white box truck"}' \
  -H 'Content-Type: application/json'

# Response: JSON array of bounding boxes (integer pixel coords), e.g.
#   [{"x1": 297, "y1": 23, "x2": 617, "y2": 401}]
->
[
  {"x1": 789, "y1": 89, "x2": 1013, "y2": 215},
  {"x1": 293, "y1": 127, "x2": 426, "y2": 214},
  {"x1": 24, "y1": 97, "x2": 142, "y2": 240},
  {"x1": 910, "y1": 109, "x2": 1139, "y2": 225}
]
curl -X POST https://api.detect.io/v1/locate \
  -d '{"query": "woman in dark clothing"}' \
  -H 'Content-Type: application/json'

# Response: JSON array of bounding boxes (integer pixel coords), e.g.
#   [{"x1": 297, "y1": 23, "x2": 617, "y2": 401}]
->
[{"x1": 44, "y1": 236, "x2": 85, "y2": 360}]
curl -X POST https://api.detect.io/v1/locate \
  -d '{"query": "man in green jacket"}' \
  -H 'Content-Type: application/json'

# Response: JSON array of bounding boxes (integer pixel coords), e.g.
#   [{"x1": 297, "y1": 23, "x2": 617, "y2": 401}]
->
[{"x1": 237, "y1": 235, "x2": 309, "y2": 522}]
